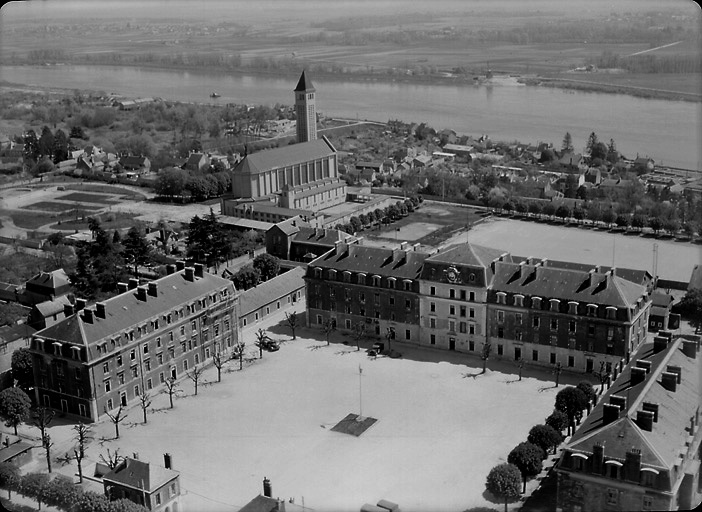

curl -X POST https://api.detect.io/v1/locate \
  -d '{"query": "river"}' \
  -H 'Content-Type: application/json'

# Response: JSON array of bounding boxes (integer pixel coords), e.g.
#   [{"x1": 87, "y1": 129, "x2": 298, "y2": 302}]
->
[{"x1": 1, "y1": 64, "x2": 700, "y2": 170}]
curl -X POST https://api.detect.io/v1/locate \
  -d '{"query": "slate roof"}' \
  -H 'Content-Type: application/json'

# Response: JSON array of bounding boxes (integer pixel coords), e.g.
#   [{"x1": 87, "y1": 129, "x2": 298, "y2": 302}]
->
[
  {"x1": 233, "y1": 137, "x2": 336, "y2": 175},
  {"x1": 239, "y1": 266, "x2": 305, "y2": 316},
  {"x1": 34, "y1": 269, "x2": 234, "y2": 360},
  {"x1": 119, "y1": 155, "x2": 149, "y2": 167},
  {"x1": 26, "y1": 269, "x2": 70, "y2": 291},
  {"x1": 423, "y1": 243, "x2": 510, "y2": 284},
  {"x1": 0, "y1": 324, "x2": 36, "y2": 343},
  {"x1": 34, "y1": 296, "x2": 72, "y2": 318},
  {"x1": 292, "y1": 227, "x2": 350, "y2": 246},
  {"x1": 567, "y1": 337, "x2": 701, "y2": 472},
  {"x1": 311, "y1": 244, "x2": 430, "y2": 280},
  {"x1": 269, "y1": 218, "x2": 302, "y2": 236},
  {"x1": 294, "y1": 70, "x2": 315, "y2": 92},
  {"x1": 239, "y1": 494, "x2": 285, "y2": 512},
  {"x1": 185, "y1": 153, "x2": 207, "y2": 168},
  {"x1": 103, "y1": 458, "x2": 179, "y2": 493},
  {"x1": 490, "y1": 261, "x2": 647, "y2": 307},
  {"x1": 536, "y1": 260, "x2": 652, "y2": 288}
]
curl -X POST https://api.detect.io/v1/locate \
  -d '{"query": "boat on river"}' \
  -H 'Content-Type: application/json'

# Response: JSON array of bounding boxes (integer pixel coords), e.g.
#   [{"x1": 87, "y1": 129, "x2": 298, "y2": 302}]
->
[{"x1": 210, "y1": 92, "x2": 221, "y2": 98}]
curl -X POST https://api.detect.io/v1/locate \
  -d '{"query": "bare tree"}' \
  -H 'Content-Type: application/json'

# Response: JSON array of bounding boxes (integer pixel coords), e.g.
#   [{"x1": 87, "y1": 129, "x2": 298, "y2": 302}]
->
[
  {"x1": 353, "y1": 322, "x2": 367, "y2": 351},
  {"x1": 99, "y1": 448, "x2": 124, "y2": 470},
  {"x1": 73, "y1": 422, "x2": 93, "y2": 483},
  {"x1": 187, "y1": 365, "x2": 205, "y2": 396},
  {"x1": 32, "y1": 407, "x2": 55, "y2": 473},
  {"x1": 385, "y1": 327, "x2": 394, "y2": 353},
  {"x1": 323, "y1": 318, "x2": 336, "y2": 346},
  {"x1": 255, "y1": 328, "x2": 270, "y2": 359},
  {"x1": 104, "y1": 405, "x2": 128, "y2": 439},
  {"x1": 285, "y1": 311, "x2": 298, "y2": 340},
  {"x1": 139, "y1": 392, "x2": 152, "y2": 424},
  {"x1": 212, "y1": 352, "x2": 226, "y2": 382},
  {"x1": 481, "y1": 341, "x2": 492, "y2": 374},
  {"x1": 514, "y1": 357, "x2": 525, "y2": 381},
  {"x1": 231, "y1": 341, "x2": 246, "y2": 371},
  {"x1": 593, "y1": 361, "x2": 611, "y2": 394},
  {"x1": 553, "y1": 362, "x2": 563, "y2": 387},
  {"x1": 163, "y1": 377, "x2": 180, "y2": 409}
]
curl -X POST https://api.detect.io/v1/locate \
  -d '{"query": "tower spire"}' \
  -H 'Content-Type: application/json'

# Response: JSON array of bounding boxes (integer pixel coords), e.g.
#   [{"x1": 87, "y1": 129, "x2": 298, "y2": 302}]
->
[{"x1": 294, "y1": 69, "x2": 317, "y2": 143}]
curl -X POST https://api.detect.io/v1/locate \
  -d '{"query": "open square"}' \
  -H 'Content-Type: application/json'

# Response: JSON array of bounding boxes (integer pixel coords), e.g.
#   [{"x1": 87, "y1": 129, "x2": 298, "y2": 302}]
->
[{"x1": 56, "y1": 324, "x2": 578, "y2": 512}]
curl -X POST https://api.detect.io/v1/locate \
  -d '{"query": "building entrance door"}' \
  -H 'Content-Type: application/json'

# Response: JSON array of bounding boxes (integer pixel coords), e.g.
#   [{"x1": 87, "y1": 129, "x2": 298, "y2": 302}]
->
[{"x1": 449, "y1": 337, "x2": 456, "y2": 351}]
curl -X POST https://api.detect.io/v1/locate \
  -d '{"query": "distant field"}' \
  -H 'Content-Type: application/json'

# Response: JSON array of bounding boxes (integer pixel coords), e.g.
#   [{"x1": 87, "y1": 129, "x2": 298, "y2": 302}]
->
[
  {"x1": 64, "y1": 183, "x2": 147, "y2": 200},
  {"x1": 545, "y1": 71, "x2": 702, "y2": 97}
]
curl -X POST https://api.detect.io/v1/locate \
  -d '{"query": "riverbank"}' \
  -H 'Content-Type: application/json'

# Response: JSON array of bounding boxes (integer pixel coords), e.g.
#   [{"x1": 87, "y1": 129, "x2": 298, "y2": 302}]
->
[{"x1": 5, "y1": 59, "x2": 700, "y2": 103}]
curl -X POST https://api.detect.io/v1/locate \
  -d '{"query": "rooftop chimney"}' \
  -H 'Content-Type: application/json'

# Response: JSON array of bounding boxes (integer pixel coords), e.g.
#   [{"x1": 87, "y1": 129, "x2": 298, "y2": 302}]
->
[
  {"x1": 682, "y1": 339, "x2": 698, "y2": 359},
  {"x1": 630, "y1": 367, "x2": 646, "y2": 386},
  {"x1": 653, "y1": 336, "x2": 669, "y2": 354},
  {"x1": 194, "y1": 263, "x2": 204, "y2": 278},
  {"x1": 400, "y1": 241, "x2": 409, "y2": 251},
  {"x1": 659, "y1": 330, "x2": 673, "y2": 341},
  {"x1": 666, "y1": 365, "x2": 682, "y2": 384},
  {"x1": 609, "y1": 395, "x2": 627, "y2": 411},
  {"x1": 660, "y1": 371, "x2": 677, "y2": 392},
  {"x1": 176, "y1": 260, "x2": 185, "y2": 271},
  {"x1": 128, "y1": 278, "x2": 139, "y2": 290},
  {"x1": 148, "y1": 282, "x2": 158, "y2": 297},
  {"x1": 642, "y1": 402, "x2": 659, "y2": 422},
  {"x1": 412, "y1": 243, "x2": 421, "y2": 252},
  {"x1": 592, "y1": 442, "x2": 605, "y2": 473},
  {"x1": 117, "y1": 282, "x2": 128, "y2": 294},
  {"x1": 136, "y1": 286, "x2": 147, "y2": 302},
  {"x1": 635, "y1": 360, "x2": 652, "y2": 373},
  {"x1": 82, "y1": 308, "x2": 94, "y2": 324},
  {"x1": 75, "y1": 298, "x2": 87, "y2": 312},
  {"x1": 624, "y1": 448, "x2": 641, "y2": 480},
  {"x1": 166, "y1": 264, "x2": 176, "y2": 275},
  {"x1": 334, "y1": 240, "x2": 347, "y2": 255},
  {"x1": 64, "y1": 304, "x2": 74, "y2": 317},
  {"x1": 263, "y1": 477, "x2": 272, "y2": 498},
  {"x1": 164, "y1": 453, "x2": 172, "y2": 470},
  {"x1": 184, "y1": 267, "x2": 195, "y2": 282},
  {"x1": 602, "y1": 403, "x2": 620, "y2": 425},
  {"x1": 636, "y1": 410, "x2": 654, "y2": 431},
  {"x1": 95, "y1": 302, "x2": 106, "y2": 319}
]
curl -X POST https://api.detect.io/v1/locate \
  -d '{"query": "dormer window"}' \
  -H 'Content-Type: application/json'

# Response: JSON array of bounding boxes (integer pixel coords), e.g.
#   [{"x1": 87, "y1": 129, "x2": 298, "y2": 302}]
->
[
  {"x1": 496, "y1": 292, "x2": 507, "y2": 305},
  {"x1": 514, "y1": 295, "x2": 524, "y2": 307},
  {"x1": 358, "y1": 273, "x2": 366, "y2": 285},
  {"x1": 606, "y1": 306, "x2": 617, "y2": 320},
  {"x1": 568, "y1": 301, "x2": 579, "y2": 315},
  {"x1": 372, "y1": 275, "x2": 381, "y2": 287},
  {"x1": 403, "y1": 279, "x2": 412, "y2": 291},
  {"x1": 388, "y1": 277, "x2": 396, "y2": 289},
  {"x1": 532, "y1": 297, "x2": 542, "y2": 309},
  {"x1": 328, "y1": 269, "x2": 337, "y2": 280},
  {"x1": 550, "y1": 299, "x2": 560, "y2": 312},
  {"x1": 587, "y1": 304, "x2": 598, "y2": 317},
  {"x1": 53, "y1": 342, "x2": 62, "y2": 356}
]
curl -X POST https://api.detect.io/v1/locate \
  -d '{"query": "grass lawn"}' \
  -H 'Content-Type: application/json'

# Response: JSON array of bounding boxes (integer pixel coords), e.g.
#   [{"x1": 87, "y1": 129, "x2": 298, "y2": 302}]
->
[
  {"x1": 48, "y1": 211, "x2": 141, "y2": 231},
  {"x1": 58, "y1": 192, "x2": 119, "y2": 204},
  {"x1": 50, "y1": 321, "x2": 577, "y2": 512},
  {"x1": 21, "y1": 201, "x2": 102, "y2": 213},
  {"x1": 10, "y1": 211, "x2": 64, "y2": 230},
  {"x1": 65, "y1": 184, "x2": 147, "y2": 200}
]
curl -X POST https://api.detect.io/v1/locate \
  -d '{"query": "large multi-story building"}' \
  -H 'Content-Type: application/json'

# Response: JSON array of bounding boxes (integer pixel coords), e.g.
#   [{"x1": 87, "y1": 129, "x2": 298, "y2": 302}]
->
[
  {"x1": 265, "y1": 218, "x2": 355, "y2": 262},
  {"x1": 29, "y1": 263, "x2": 239, "y2": 421},
  {"x1": 305, "y1": 241, "x2": 429, "y2": 343},
  {"x1": 486, "y1": 257, "x2": 651, "y2": 373},
  {"x1": 418, "y1": 244, "x2": 508, "y2": 352},
  {"x1": 555, "y1": 334, "x2": 702, "y2": 512}
]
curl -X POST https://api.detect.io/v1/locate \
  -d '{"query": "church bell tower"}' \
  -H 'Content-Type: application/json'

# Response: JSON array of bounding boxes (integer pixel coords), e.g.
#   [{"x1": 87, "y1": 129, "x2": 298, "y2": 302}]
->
[{"x1": 294, "y1": 70, "x2": 317, "y2": 143}]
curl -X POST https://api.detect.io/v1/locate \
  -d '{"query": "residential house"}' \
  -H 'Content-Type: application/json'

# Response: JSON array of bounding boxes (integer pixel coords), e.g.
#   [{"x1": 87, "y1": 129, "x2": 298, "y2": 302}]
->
[
  {"x1": 266, "y1": 220, "x2": 354, "y2": 262},
  {"x1": 555, "y1": 335, "x2": 701, "y2": 512},
  {"x1": 419, "y1": 243, "x2": 507, "y2": 353},
  {"x1": 29, "y1": 263, "x2": 239, "y2": 421},
  {"x1": 103, "y1": 456, "x2": 181, "y2": 512},
  {"x1": 633, "y1": 156, "x2": 655, "y2": 172},
  {"x1": 28, "y1": 296, "x2": 73, "y2": 330},
  {"x1": 559, "y1": 152, "x2": 586, "y2": 170},
  {"x1": 412, "y1": 154, "x2": 432, "y2": 168},
  {"x1": 356, "y1": 161, "x2": 385, "y2": 175},
  {"x1": 120, "y1": 155, "x2": 151, "y2": 174},
  {"x1": 239, "y1": 267, "x2": 306, "y2": 329},
  {"x1": 0, "y1": 323, "x2": 35, "y2": 389},
  {"x1": 306, "y1": 241, "x2": 430, "y2": 342},
  {"x1": 438, "y1": 129, "x2": 457, "y2": 145},
  {"x1": 486, "y1": 259, "x2": 651, "y2": 372},
  {"x1": 392, "y1": 147, "x2": 417, "y2": 162},
  {"x1": 184, "y1": 152, "x2": 209, "y2": 173},
  {"x1": 649, "y1": 291, "x2": 675, "y2": 332},
  {"x1": 23, "y1": 269, "x2": 71, "y2": 304}
]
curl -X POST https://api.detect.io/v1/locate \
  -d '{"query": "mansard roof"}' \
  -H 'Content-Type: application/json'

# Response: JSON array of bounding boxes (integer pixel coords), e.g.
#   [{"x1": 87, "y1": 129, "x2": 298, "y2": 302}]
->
[{"x1": 311, "y1": 244, "x2": 429, "y2": 281}]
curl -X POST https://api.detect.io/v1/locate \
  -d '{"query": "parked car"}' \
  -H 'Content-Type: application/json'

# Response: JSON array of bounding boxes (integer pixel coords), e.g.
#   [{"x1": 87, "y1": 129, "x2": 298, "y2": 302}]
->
[{"x1": 263, "y1": 339, "x2": 280, "y2": 352}]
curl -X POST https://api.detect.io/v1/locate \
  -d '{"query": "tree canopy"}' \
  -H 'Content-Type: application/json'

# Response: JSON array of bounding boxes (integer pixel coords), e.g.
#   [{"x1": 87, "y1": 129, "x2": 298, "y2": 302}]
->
[
  {"x1": 527, "y1": 424, "x2": 563, "y2": 455},
  {"x1": 485, "y1": 463, "x2": 522, "y2": 512},
  {"x1": 253, "y1": 253, "x2": 280, "y2": 282},
  {"x1": 507, "y1": 442, "x2": 544, "y2": 492},
  {"x1": 186, "y1": 209, "x2": 232, "y2": 268},
  {"x1": 231, "y1": 265, "x2": 261, "y2": 291},
  {"x1": 0, "y1": 387, "x2": 32, "y2": 435},
  {"x1": 555, "y1": 386, "x2": 588, "y2": 423},
  {"x1": 11, "y1": 348, "x2": 34, "y2": 391}
]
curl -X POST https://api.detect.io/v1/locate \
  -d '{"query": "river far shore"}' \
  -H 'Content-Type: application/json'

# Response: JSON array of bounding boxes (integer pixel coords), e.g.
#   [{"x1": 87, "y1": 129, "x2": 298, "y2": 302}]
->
[{"x1": 3, "y1": 60, "x2": 700, "y2": 104}]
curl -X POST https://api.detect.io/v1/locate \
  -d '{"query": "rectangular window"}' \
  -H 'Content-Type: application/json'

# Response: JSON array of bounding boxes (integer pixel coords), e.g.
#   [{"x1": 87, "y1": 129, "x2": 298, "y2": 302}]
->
[
  {"x1": 449, "y1": 289, "x2": 456, "y2": 299},
  {"x1": 533, "y1": 317, "x2": 540, "y2": 328},
  {"x1": 131, "y1": 367, "x2": 138, "y2": 378},
  {"x1": 117, "y1": 355, "x2": 123, "y2": 367},
  {"x1": 460, "y1": 306, "x2": 466, "y2": 317},
  {"x1": 515, "y1": 329, "x2": 522, "y2": 341},
  {"x1": 430, "y1": 286, "x2": 436, "y2": 296},
  {"x1": 156, "y1": 337, "x2": 162, "y2": 348},
  {"x1": 389, "y1": 296, "x2": 395, "y2": 306},
  {"x1": 130, "y1": 349, "x2": 136, "y2": 361},
  {"x1": 497, "y1": 310, "x2": 504, "y2": 323},
  {"x1": 345, "y1": 319, "x2": 351, "y2": 329},
  {"x1": 450, "y1": 305, "x2": 456, "y2": 316},
  {"x1": 642, "y1": 496, "x2": 653, "y2": 511},
  {"x1": 516, "y1": 313, "x2": 522, "y2": 325},
  {"x1": 551, "y1": 318, "x2": 558, "y2": 331},
  {"x1": 143, "y1": 343, "x2": 149, "y2": 354},
  {"x1": 180, "y1": 326, "x2": 186, "y2": 336},
  {"x1": 469, "y1": 308, "x2": 475, "y2": 318},
  {"x1": 145, "y1": 360, "x2": 151, "y2": 371},
  {"x1": 497, "y1": 327, "x2": 504, "y2": 338},
  {"x1": 147, "y1": 378, "x2": 153, "y2": 390},
  {"x1": 430, "y1": 317, "x2": 436, "y2": 328},
  {"x1": 460, "y1": 290, "x2": 466, "y2": 300},
  {"x1": 430, "y1": 334, "x2": 436, "y2": 345},
  {"x1": 550, "y1": 353, "x2": 556, "y2": 364},
  {"x1": 588, "y1": 324, "x2": 595, "y2": 337},
  {"x1": 449, "y1": 320, "x2": 456, "y2": 332},
  {"x1": 405, "y1": 299, "x2": 411, "y2": 310},
  {"x1": 118, "y1": 373, "x2": 124, "y2": 385},
  {"x1": 183, "y1": 359, "x2": 188, "y2": 371},
  {"x1": 469, "y1": 340, "x2": 475, "y2": 351},
  {"x1": 105, "y1": 380, "x2": 111, "y2": 392},
  {"x1": 159, "y1": 372, "x2": 165, "y2": 383},
  {"x1": 469, "y1": 324, "x2": 475, "y2": 335},
  {"x1": 532, "y1": 350, "x2": 538, "y2": 361},
  {"x1": 430, "y1": 302, "x2": 436, "y2": 313},
  {"x1": 569, "y1": 320, "x2": 576, "y2": 333},
  {"x1": 497, "y1": 344, "x2": 503, "y2": 355},
  {"x1": 156, "y1": 493, "x2": 161, "y2": 506},
  {"x1": 157, "y1": 354, "x2": 163, "y2": 365},
  {"x1": 469, "y1": 292, "x2": 475, "y2": 301},
  {"x1": 568, "y1": 356, "x2": 575, "y2": 367},
  {"x1": 459, "y1": 322, "x2": 467, "y2": 333},
  {"x1": 134, "y1": 385, "x2": 140, "y2": 396},
  {"x1": 103, "y1": 362, "x2": 109, "y2": 374},
  {"x1": 405, "y1": 330, "x2": 411, "y2": 340}
]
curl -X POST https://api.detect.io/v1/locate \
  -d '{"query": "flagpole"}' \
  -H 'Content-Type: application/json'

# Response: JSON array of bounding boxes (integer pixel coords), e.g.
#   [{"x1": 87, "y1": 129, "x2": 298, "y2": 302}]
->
[{"x1": 359, "y1": 364, "x2": 363, "y2": 419}]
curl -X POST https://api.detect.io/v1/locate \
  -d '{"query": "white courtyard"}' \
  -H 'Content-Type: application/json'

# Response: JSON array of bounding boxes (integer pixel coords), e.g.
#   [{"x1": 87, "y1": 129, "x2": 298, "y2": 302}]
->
[{"x1": 19, "y1": 321, "x2": 583, "y2": 512}]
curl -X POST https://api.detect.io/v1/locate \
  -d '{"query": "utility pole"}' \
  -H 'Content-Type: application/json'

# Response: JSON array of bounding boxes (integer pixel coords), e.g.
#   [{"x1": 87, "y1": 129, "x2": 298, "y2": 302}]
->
[{"x1": 358, "y1": 364, "x2": 363, "y2": 419}]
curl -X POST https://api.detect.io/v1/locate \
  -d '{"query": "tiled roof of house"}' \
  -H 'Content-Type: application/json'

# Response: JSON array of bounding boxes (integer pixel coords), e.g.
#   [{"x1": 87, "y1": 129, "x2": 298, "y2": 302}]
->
[
  {"x1": 185, "y1": 153, "x2": 207, "y2": 168},
  {"x1": 311, "y1": 244, "x2": 430, "y2": 280},
  {"x1": 26, "y1": 269, "x2": 70, "y2": 291},
  {"x1": 269, "y1": 218, "x2": 302, "y2": 237},
  {"x1": 0, "y1": 324, "x2": 36, "y2": 343},
  {"x1": 490, "y1": 261, "x2": 647, "y2": 307},
  {"x1": 567, "y1": 337, "x2": 701, "y2": 472},
  {"x1": 294, "y1": 70, "x2": 315, "y2": 92},
  {"x1": 292, "y1": 227, "x2": 351, "y2": 246},
  {"x1": 239, "y1": 266, "x2": 305, "y2": 316},
  {"x1": 103, "y1": 458, "x2": 178, "y2": 493},
  {"x1": 239, "y1": 494, "x2": 285, "y2": 512},
  {"x1": 233, "y1": 137, "x2": 335, "y2": 175},
  {"x1": 34, "y1": 296, "x2": 72, "y2": 317},
  {"x1": 35, "y1": 269, "x2": 235, "y2": 359}
]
